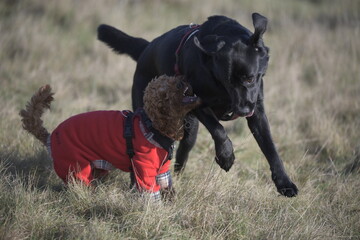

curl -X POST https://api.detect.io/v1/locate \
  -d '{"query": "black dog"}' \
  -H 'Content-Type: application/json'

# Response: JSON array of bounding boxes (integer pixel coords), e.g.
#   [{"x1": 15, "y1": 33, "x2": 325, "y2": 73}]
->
[{"x1": 98, "y1": 13, "x2": 298, "y2": 197}]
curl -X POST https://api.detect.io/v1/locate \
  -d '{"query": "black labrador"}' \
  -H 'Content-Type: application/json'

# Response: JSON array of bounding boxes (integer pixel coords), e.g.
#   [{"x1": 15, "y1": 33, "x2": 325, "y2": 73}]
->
[{"x1": 97, "y1": 13, "x2": 298, "y2": 197}]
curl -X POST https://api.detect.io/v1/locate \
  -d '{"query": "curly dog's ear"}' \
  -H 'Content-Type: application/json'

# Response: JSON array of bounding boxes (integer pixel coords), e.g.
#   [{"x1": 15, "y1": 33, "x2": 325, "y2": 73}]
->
[{"x1": 143, "y1": 75, "x2": 201, "y2": 141}]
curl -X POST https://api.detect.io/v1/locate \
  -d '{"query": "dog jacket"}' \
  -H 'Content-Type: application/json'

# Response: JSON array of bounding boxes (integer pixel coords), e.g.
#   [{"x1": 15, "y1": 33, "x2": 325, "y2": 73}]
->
[{"x1": 48, "y1": 110, "x2": 173, "y2": 195}]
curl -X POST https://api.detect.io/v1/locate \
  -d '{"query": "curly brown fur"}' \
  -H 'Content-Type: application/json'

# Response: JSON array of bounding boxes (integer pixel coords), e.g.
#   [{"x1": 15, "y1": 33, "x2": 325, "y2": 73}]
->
[
  {"x1": 143, "y1": 75, "x2": 201, "y2": 141},
  {"x1": 19, "y1": 85, "x2": 54, "y2": 145}
]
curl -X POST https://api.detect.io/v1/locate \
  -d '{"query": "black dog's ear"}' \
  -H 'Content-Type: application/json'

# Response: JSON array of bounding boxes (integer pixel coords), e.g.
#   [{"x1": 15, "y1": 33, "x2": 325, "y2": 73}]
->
[
  {"x1": 251, "y1": 13, "x2": 268, "y2": 44},
  {"x1": 194, "y1": 35, "x2": 226, "y2": 55}
]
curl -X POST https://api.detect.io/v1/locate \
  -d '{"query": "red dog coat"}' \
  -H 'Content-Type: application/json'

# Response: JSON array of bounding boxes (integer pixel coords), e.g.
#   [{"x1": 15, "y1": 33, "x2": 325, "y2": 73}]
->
[{"x1": 49, "y1": 110, "x2": 171, "y2": 194}]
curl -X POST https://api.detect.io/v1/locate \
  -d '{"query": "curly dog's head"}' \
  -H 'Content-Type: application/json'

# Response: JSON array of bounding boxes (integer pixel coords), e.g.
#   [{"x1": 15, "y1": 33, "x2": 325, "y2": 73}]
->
[{"x1": 144, "y1": 75, "x2": 201, "y2": 140}]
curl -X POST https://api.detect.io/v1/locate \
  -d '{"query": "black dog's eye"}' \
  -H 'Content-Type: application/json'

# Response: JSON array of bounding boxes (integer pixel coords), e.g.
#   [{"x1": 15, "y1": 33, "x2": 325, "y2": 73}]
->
[
  {"x1": 246, "y1": 76, "x2": 255, "y2": 84},
  {"x1": 254, "y1": 47, "x2": 259, "y2": 52},
  {"x1": 240, "y1": 75, "x2": 255, "y2": 84}
]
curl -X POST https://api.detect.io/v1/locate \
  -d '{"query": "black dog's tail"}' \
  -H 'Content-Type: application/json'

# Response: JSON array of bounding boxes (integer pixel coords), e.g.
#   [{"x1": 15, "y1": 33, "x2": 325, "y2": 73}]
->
[
  {"x1": 97, "y1": 24, "x2": 149, "y2": 62},
  {"x1": 19, "y1": 85, "x2": 54, "y2": 146}
]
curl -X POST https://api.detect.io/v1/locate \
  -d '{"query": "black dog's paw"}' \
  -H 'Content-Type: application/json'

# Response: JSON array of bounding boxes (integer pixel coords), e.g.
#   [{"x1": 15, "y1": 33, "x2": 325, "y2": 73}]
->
[
  {"x1": 272, "y1": 173, "x2": 298, "y2": 197},
  {"x1": 215, "y1": 138, "x2": 235, "y2": 171},
  {"x1": 277, "y1": 182, "x2": 298, "y2": 198}
]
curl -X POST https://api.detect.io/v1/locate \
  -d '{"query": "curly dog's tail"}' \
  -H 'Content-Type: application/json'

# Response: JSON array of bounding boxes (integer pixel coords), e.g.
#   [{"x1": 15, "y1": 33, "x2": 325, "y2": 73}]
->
[{"x1": 19, "y1": 85, "x2": 54, "y2": 145}]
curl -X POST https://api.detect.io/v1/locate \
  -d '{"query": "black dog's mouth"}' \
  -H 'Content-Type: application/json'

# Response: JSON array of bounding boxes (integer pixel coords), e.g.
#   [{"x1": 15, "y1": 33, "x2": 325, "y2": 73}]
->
[
  {"x1": 221, "y1": 109, "x2": 254, "y2": 121},
  {"x1": 182, "y1": 86, "x2": 198, "y2": 104},
  {"x1": 221, "y1": 111, "x2": 240, "y2": 121}
]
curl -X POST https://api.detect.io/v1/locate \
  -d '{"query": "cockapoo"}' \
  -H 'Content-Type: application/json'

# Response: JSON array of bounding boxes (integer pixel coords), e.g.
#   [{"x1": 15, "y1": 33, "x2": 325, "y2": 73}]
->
[{"x1": 20, "y1": 75, "x2": 200, "y2": 201}]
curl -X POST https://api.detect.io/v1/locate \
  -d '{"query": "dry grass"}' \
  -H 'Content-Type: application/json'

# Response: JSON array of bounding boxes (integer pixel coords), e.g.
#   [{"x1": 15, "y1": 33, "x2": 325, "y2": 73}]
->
[{"x1": 1, "y1": 0, "x2": 359, "y2": 239}]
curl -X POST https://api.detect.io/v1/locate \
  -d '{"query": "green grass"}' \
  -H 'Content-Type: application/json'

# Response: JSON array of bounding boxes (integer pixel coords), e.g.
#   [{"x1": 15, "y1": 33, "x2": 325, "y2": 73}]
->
[{"x1": 1, "y1": 0, "x2": 360, "y2": 239}]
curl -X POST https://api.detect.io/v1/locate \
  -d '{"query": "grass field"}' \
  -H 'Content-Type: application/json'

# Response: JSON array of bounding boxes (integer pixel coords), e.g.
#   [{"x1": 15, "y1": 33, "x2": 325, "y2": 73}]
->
[{"x1": 1, "y1": 0, "x2": 359, "y2": 239}]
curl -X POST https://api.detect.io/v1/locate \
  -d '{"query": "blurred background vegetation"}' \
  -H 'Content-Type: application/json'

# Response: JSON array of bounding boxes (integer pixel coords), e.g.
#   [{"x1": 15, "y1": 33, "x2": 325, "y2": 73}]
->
[{"x1": 0, "y1": 0, "x2": 359, "y2": 239}]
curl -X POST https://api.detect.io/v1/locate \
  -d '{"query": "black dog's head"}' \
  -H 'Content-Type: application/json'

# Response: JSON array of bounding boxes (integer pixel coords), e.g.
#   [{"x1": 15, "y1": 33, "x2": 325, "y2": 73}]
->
[{"x1": 193, "y1": 13, "x2": 269, "y2": 119}]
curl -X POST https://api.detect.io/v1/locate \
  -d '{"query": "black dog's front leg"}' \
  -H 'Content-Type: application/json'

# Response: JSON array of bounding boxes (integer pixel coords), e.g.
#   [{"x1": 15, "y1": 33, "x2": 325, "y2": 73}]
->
[
  {"x1": 247, "y1": 102, "x2": 298, "y2": 197},
  {"x1": 195, "y1": 108, "x2": 235, "y2": 171},
  {"x1": 174, "y1": 114, "x2": 199, "y2": 173}
]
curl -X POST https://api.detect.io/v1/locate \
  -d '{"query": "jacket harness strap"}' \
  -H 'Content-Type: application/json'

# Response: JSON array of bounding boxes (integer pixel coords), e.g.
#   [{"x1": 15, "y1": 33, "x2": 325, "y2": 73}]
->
[
  {"x1": 123, "y1": 110, "x2": 175, "y2": 161},
  {"x1": 138, "y1": 109, "x2": 175, "y2": 160},
  {"x1": 123, "y1": 111, "x2": 135, "y2": 159}
]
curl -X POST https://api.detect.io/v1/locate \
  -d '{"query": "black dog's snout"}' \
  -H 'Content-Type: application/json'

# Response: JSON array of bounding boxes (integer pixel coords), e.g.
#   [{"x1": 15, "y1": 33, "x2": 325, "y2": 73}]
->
[{"x1": 234, "y1": 105, "x2": 254, "y2": 117}]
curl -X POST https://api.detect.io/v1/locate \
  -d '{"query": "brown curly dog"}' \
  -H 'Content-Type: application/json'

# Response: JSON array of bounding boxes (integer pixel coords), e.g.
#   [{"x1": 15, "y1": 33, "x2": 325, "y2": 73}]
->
[{"x1": 20, "y1": 75, "x2": 200, "y2": 201}]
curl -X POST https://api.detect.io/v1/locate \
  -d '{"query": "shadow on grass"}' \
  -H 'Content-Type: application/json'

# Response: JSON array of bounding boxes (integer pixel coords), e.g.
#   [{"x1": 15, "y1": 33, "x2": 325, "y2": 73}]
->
[
  {"x1": 0, "y1": 149, "x2": 66, "y2": 192},
  {"x1": 0, "y1": 147, "x2": 132, "y2": 193},
  {"x1": 343, "y1": 149, "x2": 360, "y2": 175}
]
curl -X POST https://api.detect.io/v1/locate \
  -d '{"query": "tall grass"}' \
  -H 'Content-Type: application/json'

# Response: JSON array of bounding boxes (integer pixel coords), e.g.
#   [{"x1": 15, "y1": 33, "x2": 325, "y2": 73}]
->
[{"x1": 1, "y1": 0, "x2": 359, "y2": 239}]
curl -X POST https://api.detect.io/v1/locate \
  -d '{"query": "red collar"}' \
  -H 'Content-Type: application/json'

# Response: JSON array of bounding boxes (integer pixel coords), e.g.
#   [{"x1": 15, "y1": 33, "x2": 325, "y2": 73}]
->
[{"x1": 174, "y1": 24, "x2": 201, "y2": 75}]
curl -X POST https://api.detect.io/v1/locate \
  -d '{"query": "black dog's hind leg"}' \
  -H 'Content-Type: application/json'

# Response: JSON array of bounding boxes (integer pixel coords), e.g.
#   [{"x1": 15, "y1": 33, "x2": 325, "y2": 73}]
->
[
  {"x1": 174, "y1": 114, "x2": 199, "y2": 173},
  {"x1": 247, "y1": 101, "x2": 298, "y2": 197}
]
